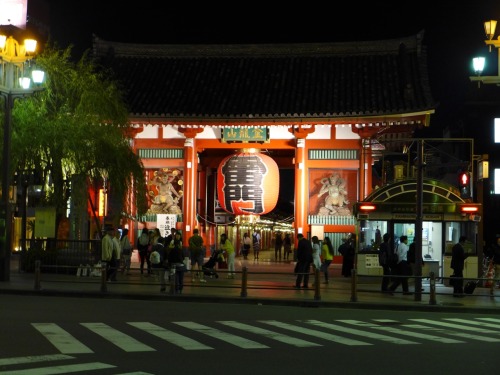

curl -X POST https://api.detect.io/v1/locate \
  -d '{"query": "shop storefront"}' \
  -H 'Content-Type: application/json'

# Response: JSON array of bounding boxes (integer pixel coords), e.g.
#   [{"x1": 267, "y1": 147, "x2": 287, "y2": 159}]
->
[{"x1": 354, "y1": 179, "x2": 481, "y2": 282}]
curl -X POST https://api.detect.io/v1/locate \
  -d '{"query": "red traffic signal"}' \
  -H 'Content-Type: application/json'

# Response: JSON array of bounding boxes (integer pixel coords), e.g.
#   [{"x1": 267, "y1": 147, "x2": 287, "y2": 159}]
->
[
  {"x1": 458, "y1": 171, "x2": 471, "y2": 198},
  {"x1": 459, "y1": 172, "x2": 470, "y2": 187}
]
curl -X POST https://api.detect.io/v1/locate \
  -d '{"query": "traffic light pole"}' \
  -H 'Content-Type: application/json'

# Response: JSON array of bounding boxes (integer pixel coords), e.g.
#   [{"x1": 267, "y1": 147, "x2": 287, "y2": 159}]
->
[{"x1": 414, "y1": 139, "x2": 424, "y2": 302}]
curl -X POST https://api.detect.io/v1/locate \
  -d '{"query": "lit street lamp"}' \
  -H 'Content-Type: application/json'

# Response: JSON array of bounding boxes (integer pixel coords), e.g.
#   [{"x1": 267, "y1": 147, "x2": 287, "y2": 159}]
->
[
  {"x1": 0, "y1": 25, "x2": 44, "y2": 281},
  {"x1": 469, "y1": 20, "x2": 500, "y2": 86}
]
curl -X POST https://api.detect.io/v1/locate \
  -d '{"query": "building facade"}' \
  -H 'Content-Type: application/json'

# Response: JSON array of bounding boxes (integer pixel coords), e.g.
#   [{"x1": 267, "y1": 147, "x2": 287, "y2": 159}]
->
[{"x1": 92, "y1": 31, "x2": 438, "y2": 255}]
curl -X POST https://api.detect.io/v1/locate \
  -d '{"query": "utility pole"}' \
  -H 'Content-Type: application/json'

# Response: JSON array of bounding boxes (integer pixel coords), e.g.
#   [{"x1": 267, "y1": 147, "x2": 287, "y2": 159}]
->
[{"x1": 414, "y1": 139, "x2": 424, "y2": 302}]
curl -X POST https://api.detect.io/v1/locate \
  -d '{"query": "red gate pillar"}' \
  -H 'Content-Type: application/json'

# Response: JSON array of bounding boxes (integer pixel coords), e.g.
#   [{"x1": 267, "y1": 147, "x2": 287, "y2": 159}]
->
[
  {"x1": 292, "y1": 126, "x2": 315, "y2": 241},
  {"x1": 180, "y1": 128, "x2": 203, "y2": 246}
]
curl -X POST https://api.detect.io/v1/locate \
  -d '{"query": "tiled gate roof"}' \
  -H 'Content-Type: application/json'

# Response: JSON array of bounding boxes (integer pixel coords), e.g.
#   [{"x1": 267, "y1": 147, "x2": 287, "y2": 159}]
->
[{"x1": 92, "y1": 31, "x2": 436, "y2": 122}]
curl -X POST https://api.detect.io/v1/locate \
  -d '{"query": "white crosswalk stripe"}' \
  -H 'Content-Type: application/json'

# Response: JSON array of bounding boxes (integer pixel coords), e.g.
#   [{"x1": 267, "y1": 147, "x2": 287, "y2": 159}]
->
[
  {"x1": 24, "y1": 317, "x2": 500, "y2": 357},
  {"x1": 217, "y1": 320, "x2": 320, "y2": 347},
  {"x1": 477, "y1": 318, "x2": 500, "y2": 323},
  {"x1": 173, "y1": 321, "x2": 269, "y2": 349},
  {"x1": 407, "y1": 319, "x2": 500, "y2": 342},
  {"x1": 259, "y1": 320, "x2": 371, "y2": 346},
  {"x1": 80, "y1": 322, "x2": 155, "y2": 352},
  {"x1": 306, "y1": 320, "x2": 463, "y2": 345},
  {"x1": 444, "y1": 318, "x2": 500, "y2": 330},
  {"x1": 0, "y1": 362, "x2": 115, "y2": 374},
  {"x1": 128, "y1": 322, "x2": 213, "y2": 350},
  {"x1": 32, "y1": 323, "x2": 93, "y2": 354}
]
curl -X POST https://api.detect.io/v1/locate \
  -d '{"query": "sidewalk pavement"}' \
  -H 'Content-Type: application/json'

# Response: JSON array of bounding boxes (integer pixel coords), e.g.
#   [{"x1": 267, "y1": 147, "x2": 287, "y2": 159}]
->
[{"x1": 2, "y1": 250, "x2": 500, "y2": 314}]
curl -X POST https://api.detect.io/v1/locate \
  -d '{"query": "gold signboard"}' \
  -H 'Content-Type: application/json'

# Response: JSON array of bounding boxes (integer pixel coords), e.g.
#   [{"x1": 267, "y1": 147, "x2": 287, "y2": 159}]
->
[{"x1": 221, "y1": 127, "x2": 269, "y2": 143}]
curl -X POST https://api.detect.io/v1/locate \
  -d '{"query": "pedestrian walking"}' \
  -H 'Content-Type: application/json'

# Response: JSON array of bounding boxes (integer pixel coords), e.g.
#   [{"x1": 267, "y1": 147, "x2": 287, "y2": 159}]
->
[
  {"x1": 252, "y1": 231, "x2": 261, "y2": 260},
  {"x1": 321, "y1": 236, "x2": 334, "y2": 284},
  {"x1": 168, "y1": 231, "x2": 185, "y2": 294},
  {"x1": 451, "y1": 235, "x2": 468, "y2": 297},
  {"x1": 339, "y1": 234, "x2": 355, "y2": 277},
  {"x1": 137, "y1": 228, "x2": 152, "y2": 275},
  {"x1": 242, "y1": 232, "x2": 251, "y2": 260},
  {"x1": 294, "y1": 233, "x2": 313, "y2": 289},
  {"x1": 189, "y1": 228, "x2": 205, "y2": 282},
  {"x1": 378, "y1": 233, "x2": 392, "y2": 292},
  {"x1": 150, "y1": 242, "x2": 168, "y2": 292},
  {"x1": 120, "y1": 228, "x2": 133, "y2": 274},
  {"x1": 101, "y1": 225, "x2": 116, "y2": 281},
  {"x1": 108, "y1": 228, "x2": 121, "y2": 281},
  {"x1": 388, "y1": 235, "x2": 412, "y2": 295},
  {"x1": 220, "y1": 233, "x2": 236, "y2": 278},
  {"x1": 274, "y1": 232, "x2": 283, "y2": 261},
  {"x1": 311, "y1": 236, "x2": 322, "y2": 272},
  {"x1": 283, "y1": 233, "x2": 292, "y2": 261}
]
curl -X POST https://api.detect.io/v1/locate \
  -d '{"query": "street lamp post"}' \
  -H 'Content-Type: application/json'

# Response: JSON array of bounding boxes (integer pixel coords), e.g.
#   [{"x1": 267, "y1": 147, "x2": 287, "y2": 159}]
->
[
  {"x1": 469, "y1": 20, "x2": 500, "y2": 86},
  {"x1": 0, "y1": 26, "x2": 43, "y2": 281}
]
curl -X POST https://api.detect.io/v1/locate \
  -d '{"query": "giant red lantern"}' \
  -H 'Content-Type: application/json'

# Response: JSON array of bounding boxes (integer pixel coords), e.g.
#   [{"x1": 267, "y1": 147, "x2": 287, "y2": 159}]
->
[{"x1": 217, "y1": 152, "x2": 279, "y2": 215}]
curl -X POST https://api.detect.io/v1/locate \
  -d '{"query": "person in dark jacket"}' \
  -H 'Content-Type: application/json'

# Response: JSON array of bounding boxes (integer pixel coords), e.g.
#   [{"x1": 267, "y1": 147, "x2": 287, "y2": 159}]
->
[
  {"x1": 451, "y1": 235, "x2": 468, "y2": 297},
  {"x1": 137, "y1": 228, "x2": 152, "y2": 275},
  {"x1": 294, "y1": 233, "x2": 313, "y2": 289},
  {"x1": 168, "y1": 231, "x2": 185, "y2": 294},
  {"x1": 339, "y1": 234, "x2": 355, "y2": 277},
  {"x1": 378, "y1": 233, "x2": 392, "y2": 292}
]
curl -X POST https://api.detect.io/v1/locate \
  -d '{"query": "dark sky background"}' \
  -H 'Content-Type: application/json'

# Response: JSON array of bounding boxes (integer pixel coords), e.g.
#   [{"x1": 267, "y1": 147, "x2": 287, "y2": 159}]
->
[{"x1": 40, "y1": 1, "x2": 500, "y2": 136}]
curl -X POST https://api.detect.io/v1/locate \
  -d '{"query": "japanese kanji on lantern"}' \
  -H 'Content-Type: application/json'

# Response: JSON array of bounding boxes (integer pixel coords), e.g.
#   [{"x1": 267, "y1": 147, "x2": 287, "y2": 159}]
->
[{"x1": 217, "y1": 152, "x2": 279, "y2": 215}]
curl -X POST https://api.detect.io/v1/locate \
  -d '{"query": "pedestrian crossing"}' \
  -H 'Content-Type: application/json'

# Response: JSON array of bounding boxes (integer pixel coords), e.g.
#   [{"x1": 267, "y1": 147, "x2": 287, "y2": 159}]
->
[
  {"x1": 27, "y1": 317, "x2": 500, "y2": 353},
  {"x1": 3, "y1": 318, "x2": 500, "y2": 374}
]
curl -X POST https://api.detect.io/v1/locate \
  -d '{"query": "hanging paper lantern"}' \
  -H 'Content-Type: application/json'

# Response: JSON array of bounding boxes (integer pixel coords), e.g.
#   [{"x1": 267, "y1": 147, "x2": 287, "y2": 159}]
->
[{"x1": 217, "y1": 152, "x2": 279, "y2": 215}]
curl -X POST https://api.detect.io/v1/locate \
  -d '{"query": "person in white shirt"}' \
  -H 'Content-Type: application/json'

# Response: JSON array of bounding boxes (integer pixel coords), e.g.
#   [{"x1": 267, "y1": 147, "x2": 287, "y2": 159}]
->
[
  {"x1": 388, "y1": 235, "x2": 412, "y2": 295},
  {"x1": 311, "y1": 236, "x2": 322, "y2": 271},
  {"x1": 101, "y1": 226, "x2": 118, "y2": 281},
  {"x1": 120, "y1": 228, "x2": 133, "y2": 275},
  {"x1": 108, "y1": 229, "x2": 121, "y2": 281}
]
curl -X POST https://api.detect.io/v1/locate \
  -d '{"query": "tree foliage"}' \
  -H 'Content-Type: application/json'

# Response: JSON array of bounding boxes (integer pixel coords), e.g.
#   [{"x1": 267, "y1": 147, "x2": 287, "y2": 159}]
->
[{"x1": 9, "y1": 44, "x2": 148, "y2": 235}]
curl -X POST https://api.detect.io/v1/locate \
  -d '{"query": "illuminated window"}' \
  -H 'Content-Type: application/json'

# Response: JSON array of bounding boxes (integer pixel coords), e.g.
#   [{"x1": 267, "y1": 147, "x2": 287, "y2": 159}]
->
[
  {"x1": 495, "y1": 169, "x2": 500, "y2": 194},
  {"x1": 495, "y1": 118, "x2": 500, "y2": 143}
]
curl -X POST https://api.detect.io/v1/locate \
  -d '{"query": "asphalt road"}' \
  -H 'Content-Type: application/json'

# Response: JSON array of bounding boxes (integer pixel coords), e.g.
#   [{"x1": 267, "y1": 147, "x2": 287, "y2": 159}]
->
[{"x1": 1, "y1": 295, "x2": 499, "y2": 374}]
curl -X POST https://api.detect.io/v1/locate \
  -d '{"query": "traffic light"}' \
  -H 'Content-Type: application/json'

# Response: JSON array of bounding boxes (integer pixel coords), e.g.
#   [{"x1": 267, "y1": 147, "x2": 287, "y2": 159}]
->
[{"x1": 459, "y1": 171, "x2": 471, "y2": 199}]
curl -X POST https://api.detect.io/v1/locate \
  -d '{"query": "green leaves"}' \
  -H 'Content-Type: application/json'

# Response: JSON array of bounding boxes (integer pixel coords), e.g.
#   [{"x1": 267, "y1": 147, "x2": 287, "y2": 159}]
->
[{"x1": 9, "y1": 43, "x2": 148, "y2": 234}]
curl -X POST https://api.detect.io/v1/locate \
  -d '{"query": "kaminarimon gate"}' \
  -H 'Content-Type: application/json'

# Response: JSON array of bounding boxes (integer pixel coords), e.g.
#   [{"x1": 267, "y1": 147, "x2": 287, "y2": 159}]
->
[{"x1": 91, "y1": 31, "x2": 436, "y2": 251}]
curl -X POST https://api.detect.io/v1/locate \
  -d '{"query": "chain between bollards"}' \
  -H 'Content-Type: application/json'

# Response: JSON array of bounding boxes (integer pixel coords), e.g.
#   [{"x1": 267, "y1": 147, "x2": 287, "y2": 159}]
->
[{"x1": 240, "y1": 266, "x2": 248, "y2": 297}]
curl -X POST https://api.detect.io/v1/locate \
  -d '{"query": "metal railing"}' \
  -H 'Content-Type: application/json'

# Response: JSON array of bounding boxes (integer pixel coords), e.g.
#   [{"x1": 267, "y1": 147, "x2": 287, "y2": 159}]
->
[{"x1": 27, "y1": 261, "x2": 499, "y2": 304}]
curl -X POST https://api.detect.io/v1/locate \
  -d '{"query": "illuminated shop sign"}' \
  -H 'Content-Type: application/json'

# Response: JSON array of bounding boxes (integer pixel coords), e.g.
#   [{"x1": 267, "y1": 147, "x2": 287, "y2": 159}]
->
[{"x1": 221, "y1": 127, "x2": 269, "y2": 143}]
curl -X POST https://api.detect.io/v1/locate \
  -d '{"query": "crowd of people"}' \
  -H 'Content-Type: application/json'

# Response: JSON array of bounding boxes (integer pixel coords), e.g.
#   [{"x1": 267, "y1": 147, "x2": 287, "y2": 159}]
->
[
  {"x1": 100, "y1": 226, "x2": 499, "y2": 299},
  {"x1": 100, "y1": 227, "x2": 361, "y2": 294}
]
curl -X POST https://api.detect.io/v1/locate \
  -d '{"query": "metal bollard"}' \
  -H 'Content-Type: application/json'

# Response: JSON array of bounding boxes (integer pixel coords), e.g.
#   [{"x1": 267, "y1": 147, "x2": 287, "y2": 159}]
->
[
  {"x1": 100, "y1": 261, "x2": 107, "y2": 293},
  {"x1": 490, "y1": 277, "x2": 495, "y2": 299},
  {"x1": 34, "y1": 260, "x2": 41, "y2": 291},
  {"x1": 240, "y1": 266, "x2": 248, "y2": 297},
  {"x1": 350, "y1": 268, "x2": 358, "y2": 302},
  {"x1": 169, "y1": 266, "x2": 176, "y2": 295},
  {"x1": 314, "y1": 268, "x2": 321, "y2": 301},
  {"x1": 429, "y1": 272, "x2": 436, "y2": 305}
]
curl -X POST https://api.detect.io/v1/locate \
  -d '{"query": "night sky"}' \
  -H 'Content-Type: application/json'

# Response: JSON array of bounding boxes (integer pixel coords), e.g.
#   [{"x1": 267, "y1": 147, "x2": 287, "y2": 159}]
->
[{"x1": 40, "y1": 1, "x2": 500, "y2": 136}]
